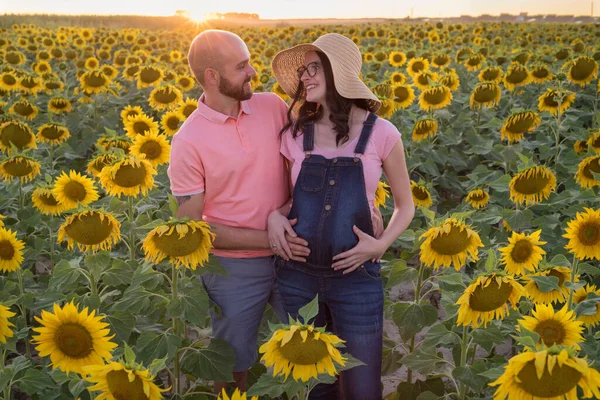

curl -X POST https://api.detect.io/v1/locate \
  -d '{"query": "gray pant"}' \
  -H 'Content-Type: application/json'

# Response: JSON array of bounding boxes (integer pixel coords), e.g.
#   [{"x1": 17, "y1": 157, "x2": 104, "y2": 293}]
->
[{"x1": 201, "y1": 255, "x2": 287, "y2": 372}]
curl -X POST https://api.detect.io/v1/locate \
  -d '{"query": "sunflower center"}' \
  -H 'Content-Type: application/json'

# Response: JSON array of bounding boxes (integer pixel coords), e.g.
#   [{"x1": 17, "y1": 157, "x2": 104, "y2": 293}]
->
[
  {"x1": 430, "y1": 225, "x2": 471, "y2": 256},
  {"x1": 510, "y1": 239, "x2": 533, "y2": 263},
  {"x1": 571, "y1": 58, "x2": 595, "y2": 80},
  {"x1": 577, "y1": 222, "x2": 600, "y2": 246},
  {"x1": 133, "y1": 122, "x2": 151, "y2": 135},
  {"x1": 113, "y1": 163, "x2": 148, "y2": 187},
  {"x1": 40, "y1": 192, "x2": 59, "y2": 206},
  {"x1": 106, "y1": 370, "x2": 148, "y2": 400},
  {"x1": 543, "y1": 93, "x2": 559, "y2": 108},
  {"x1": 152, "y1": 229, "x2": 204, "y2": 257},
  {"x1": 533, "y1": 67, "x2": 549, "y2": 78},
  {"x1": 51, "y1": 100, "x2": 68, "y2": 109},
  {"x1": 54, "y1": 323, "x2": 93, "y2": 359},
  {"x1": 410, "y1": 61, "x2": 425, "y2": 73},
  {"x1": 516, "y1": 360, "x2": 581, "y2": 397},
  {"x1": 64, "y1": 213, "x2": 114, "y2": 245},
  {"x1": 469, "y1": 192, "x2": 486, "y2": 201},
  {"x1": 513, "y1": 172, "x2": 550, "y2": 195},
  {"x1": 182, "y1": 104, "x2": 196, "y2": 117},
  {"x1": 414, "y1": 121, "x2": 436, "y2": 136},
  {"x1": 64, "y1": 181, "x2": 86, "y2": 202},
  {"x1": 1, "y1": 123, "x2": 33, "y2": 149},
  {"x1": 534, "y1": 319, "x2": 566, "y2": 346},
  {"x1": 469, "y1": 280, "x2": 513, "y2": 312},
  {"x1": 278, "y1": 331, "x2": 329, "y2": 365},
  {"x1": 139, "y1": 141, "x2": 161, "y2": 160},
  {"x1": 0, "y1": 240, "x2": 15, "y2": 260},
  {"x1": 506, "y1": 114, "x2": 536, "y2": 134},
  {"x1": 153, "y1": 89, "x2": 178, "y2": 104},
  {"x1": 2, "y1": 74, "x2": 17, "y2": 86},
  {"x1": 85, "y1": 73, "x2": 107, "y2": 88},
  {"x1": 422, "y1": 88, "x2": 448, "y2": 105},
  {"x1": 13, "y1": 102, "x2": 34, "y2": 116},
  {"x1": 21, "y1": 77, "x2": 38, "y2": 89},
  {"x1": 412, "y1": 186, "x2": 430, "y2": 200},
  {"x1": 582, "y1": 158, "x2": 600, "y2": 180},
  {"x1": 140, "y1": 68, "x2": 161, "y2": 83},
  {"x1": 506, "y1": 68, "x2": 528, "y2": 84},
  {"x1": 473, "y1": 86, "x2": 497, "y2": 103},
  {"x1": 482, "y1": 69, "x2": 500, "y2": 80},
  {"x1": 394, "y1": 86, "x2": 410, "y2": 102},
  {"x1": 3, "y1": 158, "x2": 33, "y2": 177},
  {"x1": 547, "y1": 269, "x2": 566, "y2": 286},
  {"x1": 166, "y1": 116, "x2": 180, "y2": 130},
  {"x1": 41, "y1": 126, "x2": 64, "y2": 140}
]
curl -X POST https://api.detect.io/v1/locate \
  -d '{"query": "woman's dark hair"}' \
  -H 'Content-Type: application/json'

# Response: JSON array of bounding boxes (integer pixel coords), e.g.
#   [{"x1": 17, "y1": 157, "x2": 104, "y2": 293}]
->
[{"x1": 279, "y1": 51, "x2": 370, "y2": 146}]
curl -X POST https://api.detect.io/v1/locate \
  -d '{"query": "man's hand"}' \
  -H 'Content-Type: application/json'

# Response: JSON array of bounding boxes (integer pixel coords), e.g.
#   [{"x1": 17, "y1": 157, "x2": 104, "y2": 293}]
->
[{"x1": 268, "y1": 211, "x2": 310, "y2": 261}]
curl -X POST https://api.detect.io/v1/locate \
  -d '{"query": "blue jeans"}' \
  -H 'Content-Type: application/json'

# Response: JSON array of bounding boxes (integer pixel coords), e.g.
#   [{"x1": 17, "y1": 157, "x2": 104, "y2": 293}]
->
[{"x1": 276, "y1": 259, "x2": 384, "y2": 400}]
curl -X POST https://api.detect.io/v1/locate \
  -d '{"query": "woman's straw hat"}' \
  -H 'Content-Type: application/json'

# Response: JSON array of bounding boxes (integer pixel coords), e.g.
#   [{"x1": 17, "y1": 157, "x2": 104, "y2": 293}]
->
[{"x1": 272, "y1": 33, "x2": 381, "y2": 112}]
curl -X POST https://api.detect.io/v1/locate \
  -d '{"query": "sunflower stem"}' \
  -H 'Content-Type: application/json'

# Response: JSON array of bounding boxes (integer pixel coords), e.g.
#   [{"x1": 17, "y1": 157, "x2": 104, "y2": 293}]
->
[
  {"x1": 16, "y1": 267, "x2": 31, "y2": 360},
  {"x1": 566, "y1": 257, "x2": 580, "y2": 311},
  {"x1": 17, "y1": 181, "x2": 24, "y2": 210},
  {"x1": 1, "y1": 347, "x2": 9, "y2": 400},
  {"x1": 48, "y1": 216, "x2": 54, "y2": 269},
  {"x1": 407, "y1": 262, "x2": 426, "y2": 384},
  {"x1": 458, "y1": 325, "x2": 470, "y2": 399},
  {"x1": 171, "y1": 263, "x2": 181, "y2": 396},
  {"x1": 127, "y1": 196, "x2": 136, "y2": 261}
]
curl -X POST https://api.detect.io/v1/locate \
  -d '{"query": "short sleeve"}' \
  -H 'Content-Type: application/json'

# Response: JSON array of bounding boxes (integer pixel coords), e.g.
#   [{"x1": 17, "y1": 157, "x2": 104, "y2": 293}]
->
[
  {"x1": 280, "y1": 129, "x2": 294, "y2": 162},
  {"x1": 378, "y1": 120, "x2": 402, "y2": 161},
  {"x1": 167, "y1": 136, "x2": 205, "y2": 196}
]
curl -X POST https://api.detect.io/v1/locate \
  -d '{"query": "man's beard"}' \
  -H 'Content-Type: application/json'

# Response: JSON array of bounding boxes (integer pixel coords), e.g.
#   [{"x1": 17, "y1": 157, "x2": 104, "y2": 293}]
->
[{"x1": 219, "y1": 75, "x2": 252, "y2": 101}]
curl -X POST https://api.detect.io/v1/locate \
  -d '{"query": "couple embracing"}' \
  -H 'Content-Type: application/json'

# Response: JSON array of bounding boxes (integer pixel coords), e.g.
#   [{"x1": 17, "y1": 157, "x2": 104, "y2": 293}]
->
[{"x1": 167, "y1": 29, "x2": 415, "y2": 400}]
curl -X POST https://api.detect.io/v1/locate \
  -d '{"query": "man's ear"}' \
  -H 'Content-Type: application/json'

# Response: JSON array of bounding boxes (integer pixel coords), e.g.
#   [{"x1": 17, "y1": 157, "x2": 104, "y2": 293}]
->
[{"x1": 205, "y1": 68, "x2": 219, "y2": 86}]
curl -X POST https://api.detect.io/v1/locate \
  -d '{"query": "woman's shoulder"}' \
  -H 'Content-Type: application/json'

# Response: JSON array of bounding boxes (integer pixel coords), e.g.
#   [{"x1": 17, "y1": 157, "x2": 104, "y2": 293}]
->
[
  {"x1": 369, "y1": 115, "x2": 402, "y2": 159},
  {"x1": 372, "y1": 116, "x2": 401, "y2": 138}
]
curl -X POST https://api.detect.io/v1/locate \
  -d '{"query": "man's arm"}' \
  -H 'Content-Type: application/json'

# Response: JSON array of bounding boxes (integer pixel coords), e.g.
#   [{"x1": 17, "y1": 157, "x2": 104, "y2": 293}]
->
[{"x1": 175, "y1": 193, "x2": 270, "y2": 250}]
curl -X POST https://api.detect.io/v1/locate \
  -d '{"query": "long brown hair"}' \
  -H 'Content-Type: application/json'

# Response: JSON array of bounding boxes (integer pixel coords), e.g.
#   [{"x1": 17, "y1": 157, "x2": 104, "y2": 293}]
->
[{"x1": 279, "y1": 51, "x2": 370, "y2": 146}]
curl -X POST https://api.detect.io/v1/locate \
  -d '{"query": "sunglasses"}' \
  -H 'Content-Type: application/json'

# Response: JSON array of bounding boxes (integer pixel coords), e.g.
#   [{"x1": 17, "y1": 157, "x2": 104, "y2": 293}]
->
[{"x1": 297, "y1": 61, "x2": 321, "y2": 79}]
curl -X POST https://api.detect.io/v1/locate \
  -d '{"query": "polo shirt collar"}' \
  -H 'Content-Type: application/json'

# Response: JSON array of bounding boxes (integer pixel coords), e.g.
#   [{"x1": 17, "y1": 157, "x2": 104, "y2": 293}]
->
[{"x1": 197, "y1": 94, "x2": 252, "y2": 124}]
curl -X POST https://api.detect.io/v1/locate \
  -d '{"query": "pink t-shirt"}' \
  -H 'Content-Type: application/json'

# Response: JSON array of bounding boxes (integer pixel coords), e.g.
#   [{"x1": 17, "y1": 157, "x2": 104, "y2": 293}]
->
[
  {"x1": 280, "y1": 117, "x2": 402, "y2": 237},
  {"x1": 168, "y1": 92, "x2": 289, "y2": 258}
]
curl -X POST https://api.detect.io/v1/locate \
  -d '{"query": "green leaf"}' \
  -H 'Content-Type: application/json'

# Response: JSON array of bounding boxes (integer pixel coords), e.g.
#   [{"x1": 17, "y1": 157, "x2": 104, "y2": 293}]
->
[
  {"x1": 168, "y1": 193, "x2": 179, "y2": 216},
  {"x1": 452, "y1": 360, "x2": 489, "y2": 393},
  {"x1": 110, "y1": 286, "x2": 152, "y2": 314},
  {"x1": 68, "y1": 377, "x2": 90, "y2": 398},
  {"x1": 48, "y1": 259, "x2": 84, "y2": 291},
  {"x1": 548, "y1": 254, "x2": 571, "y2": 268},
  {"x1": 136, "y1": 331, "x2": 181, "y2": 365},
  {"x1": 393, "y1": 302, "x2": 438, "y2": 342},
  {"x1": 477, "y1": 366, "x2": 506, "y2": 381},
  {"x1": 124, "y1": 342, "x2": 136, "y2": 365},
  {"x1": 419, "y1": 206, "x2": 436, "y2": 224},
  {"x1": 512, "y1": 324, "x2": 540, "y2": 351},
  {"x1": 575, "y1": 292, "x2": 600, "y2": 317},
  {"x1": 18, "y1": 368, "x2": 57, "y2": 395},
  {"x1": 528, "y1": 275, "x2": 560, "y2": 293},
  {"x1": 421, "y1": 323, "x2": 460, "y2": 350},
  {"x1": 385, "y1": 261, "x2": 418, "y2": 289},
  {"x1": 84, "y1": 251, "x2": 111, "y2": 282},
  {"x1": 437, "y1": 273, "x2": 466, "y2": 291},
  {"x1": 298, "y1": 294, "x2": 319, "y2": 325},
  {"x1": 180, "y1": 339, "x2": 235, "y2": 382},
  {"x1": 578, "y1": 263, "x2": 600, "y2": 276},
  {"x1": 247, "y1": 372, "x2": 305, "y2": 398},
  {"x1": 396, "y1": 377, "x2": 445, "y2": 400},
  {"x1": 485, "y1": 248, "x2": 497, "y2": 273},
  {"x1": 106, "y1": 312, "x2": 136, "y2": 343},
  {"x1": 471, "y1": 325, "x2": 506, "y2": 352},
  {"x1": 488, "y1": 175, "x2": 511, "y2": 192},
  {"x1": 148, "y1": 356, "x2": 168, "y2": 378},
  {"x1": 102, "y1": 259, "x2": 135, "y2": 286}
]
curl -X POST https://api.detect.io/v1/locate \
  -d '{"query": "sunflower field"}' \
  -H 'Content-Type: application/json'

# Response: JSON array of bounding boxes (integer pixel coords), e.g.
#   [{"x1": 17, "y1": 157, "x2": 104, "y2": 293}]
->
[{"x1": 0, "y1": 19, "x2": 600, "y2": 400}]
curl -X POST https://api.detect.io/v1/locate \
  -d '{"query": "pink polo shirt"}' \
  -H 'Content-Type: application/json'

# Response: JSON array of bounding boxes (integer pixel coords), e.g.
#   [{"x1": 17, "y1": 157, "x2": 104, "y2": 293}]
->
[
  {"x1": 280, "y1": 117, "x2": 401, "y2": 238},
  {"x1": 167, "y1": 92, "x2": 289, "y2": 258}
]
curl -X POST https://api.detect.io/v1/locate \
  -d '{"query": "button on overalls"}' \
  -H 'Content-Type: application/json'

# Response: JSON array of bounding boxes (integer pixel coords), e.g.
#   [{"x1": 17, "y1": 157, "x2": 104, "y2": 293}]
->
[{"x1": 276, "y1": 112, "x2": 384, "y2": 400}]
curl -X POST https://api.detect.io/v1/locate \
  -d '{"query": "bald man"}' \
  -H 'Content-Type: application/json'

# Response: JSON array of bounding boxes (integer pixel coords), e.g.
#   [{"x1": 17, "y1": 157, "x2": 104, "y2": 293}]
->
[{"x1": 167, "y1": 30, "x2": 309, "y2": 392}]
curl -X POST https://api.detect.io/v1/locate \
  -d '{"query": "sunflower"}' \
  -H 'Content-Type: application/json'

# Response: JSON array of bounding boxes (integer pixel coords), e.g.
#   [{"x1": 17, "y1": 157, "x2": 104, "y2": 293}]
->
[
  {"x1": 523, "y1": 267, "x2": 573, "y2": 305},
  {"x1": 79, "y1": 70, "x2": 109, "y2": 95},
  {"x1": 470, "y1": 82, "x2": 501, "y2": 109},
  {"x1": 142, "y1": 219, "x2": 215, "y2": 270},
  {"x1": 18, "y1": 75, "x2": 43, "y2": 95},
  {"x1": 439, "y1": 71, "x2": 460, "y2": 91},
  {"x1": 413, "y1": 71, "x2": 438, "y2": 90},
  {"x1": 567, "y1": 56, "x2": 598, "y2": 87},
  {"x1": 120, "y1": 105, "x2": 144, "y2": 124},
  {"x1": 431, "y1": 54, "x2": 451, "y2": 69},
  {"x1": 148, "y1": 85, "x2": 183, "y2": 111},
  {"x1": 388, "y1": 51, "x2": 407, "y2": 67},
  {"x1": 99, "y1": 156, "x2": 156, "y2": 198},
  {"x1": 393, "y1": 85, "x2": 415, "y2": 109},
  {"x1": 410, "y1": 181, "x2": 432, "y2": 207},
  {"x1": 31, "y1": 301, "x2": 117, "y2": 375},
  {"x1": 573, "y1": 284, "x2": 600, "y2": 328},
  {"x1": 122, "y1": 64, "x2": 140, "y2": 81},
  {"x1": 465, "y1": 188, "x2": 489, "y2": 209},
  {"x1": 159, "y1": 110, "x2": 184, "y2": 136},
  {"x1": 97, "y1": 136, "x2": 132, "y2": 154},
  {"x1": 499, "y1": 230, "x2": 546, "y2": 276},
  {"x1": 499, "y1": 111, "x2": 541, "y2": 143},
  {"x1": 136, "y1": 65, "x2": 163, "y2": 89},
  {"x1": 508, "y1": 166, "x2": 556, "y2": 206},
  {"x1": 83, "y1": 57, "x2": 99, "y2": 70},
  {"x1": 130, "y1": 132, "x2": 171, "y2": 168},
  {"x1": 538, "y1": 88, "x2": 576, "y2": 116},
  {"x1": 48, "y1": 97, "x2": 72, "y2": 114},
  {"x1": 259, "y1": 323, "x2": 347, "y2": 382},
  {"x1": 490, "y1": 348, "x2": 600, "y2": 400},
  {"x1": 456, "y1": 274, "x2": 524, "y2": 328},
  {"x1": 124, "y1": 113, "x2": 159, "y2": 140},
  {"x1": 419, "y1": 217, "x2": 484, "y2": 271},
  {"x1": 576, "y1": 156, "x2": 600, "y2": 189},
  {"x1": 587, "y1": 130, "x2": 600, "y2": 154},
  {"x1": 389, "y1": 72, "x2": 407, "y2": 86},
  {"x1": 100, "y1": 65, "x2": 119, "y2": 81},
  {"x1": 176, "y1": 74, "x2": 195, "y2": 91},
  {"x1": 412, "y1": 118, "x2": 438, "y2": 142},
  {"x1": 478, "y1": 66, "x2": 504, "y2": 83},
  {"x1": 0, "y1": 120, "x2": 36, "y2": 153},
  {"x1": 464, "y1": 54, "x2": 485, "y2": 71},
  {"x1": 575, "y1": 140, "x2": 589, "y2": 155},
  {"x1": 518, "y1": 304, "x2": 584, "y2": 349},
  {"x1": 0, "y1": 226, "x2": 25, "y2": 272},
  {"x1": 216, "y1": 389, "x2": 257, "y2": 400},
  {"x1": 58, "y1": 209, "x2": 121, "y2": 253},
  {"x1": 563, "y1": 207, "x2": 600, "y2": 260},
  {"x1": 418, "y1": 85, "x2": 452, "y2": 111},
  {"x1": 0, "y1": 155, "x2": 41, "y2": 183},
  {"x1": 530, "y1": 64, "x2": 553, "y2": 84},
  {"x1": 52, "y1": 170, "x2": 99, "y2": 210},
  {"x1": 87, "y1": 153, "x2": 119, "y2": 178},
  {"x1": 503, "y1": 63, "x2": 531, "y2": 91},
  {"x1": 37, "y1": 123, "x2": 71, "y2": 145},
  {"x1": 0, "y1": 72, "x2": 19, "y2": 92},
  {"x1": 8, "y1": 100, "x2": 38, "y2": 120},
  {"x1": 178, "y1": 97, "x2": 198, "y2": 119},
  {"x1": 32, "y1": 187, "x2": 66, "y2": 215},
  {"x1": 84, "y1": 361, "x2": 167, "y2": 400},
  {"x1": 407, "y1": 57, "x2": 429, "y2": 77},
  {"x1": 375, "y1": 180, "x2": 390, "y2": 208},
  {"x1": 0, "y1": 304, "x2": 15, "y2": 344}
]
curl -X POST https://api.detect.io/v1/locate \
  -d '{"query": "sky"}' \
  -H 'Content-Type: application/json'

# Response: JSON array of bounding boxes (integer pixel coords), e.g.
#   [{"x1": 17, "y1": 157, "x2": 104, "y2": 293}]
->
[{"x1": 1, "y1": 0, "x2": 595, "y2": 20}]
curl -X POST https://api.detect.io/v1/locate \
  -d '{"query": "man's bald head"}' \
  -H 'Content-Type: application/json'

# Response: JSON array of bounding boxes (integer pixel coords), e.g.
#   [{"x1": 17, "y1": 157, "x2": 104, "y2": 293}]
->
[{"x1": 188, "y1": 29, "x2": 247, "y2": 86}]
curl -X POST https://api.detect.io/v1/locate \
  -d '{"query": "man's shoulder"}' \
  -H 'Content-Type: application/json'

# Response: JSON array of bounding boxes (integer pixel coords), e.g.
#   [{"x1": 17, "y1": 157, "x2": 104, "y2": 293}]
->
[
  {"x1": 172, "y1": 109, "x2": 204, "y2": 143},
  {"x1": 248, "y1": 92, "x2": 287, "y2": 110}
]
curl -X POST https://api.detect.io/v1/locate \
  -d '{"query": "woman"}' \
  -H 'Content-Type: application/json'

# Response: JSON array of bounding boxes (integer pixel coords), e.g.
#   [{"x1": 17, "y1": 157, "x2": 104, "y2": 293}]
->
[{"x1": 268, "y1": 33, "x2": 415, "y2": 400}]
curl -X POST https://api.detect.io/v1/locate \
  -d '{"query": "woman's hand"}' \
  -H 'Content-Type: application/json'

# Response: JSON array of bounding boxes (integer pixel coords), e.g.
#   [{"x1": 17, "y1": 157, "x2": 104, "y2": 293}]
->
[
  {"x1": 332, "y1": 225, "x2": 386, "y2": 274},
  {"x1": 267, "y1": 211, "x2": 310, "y2": 261}
]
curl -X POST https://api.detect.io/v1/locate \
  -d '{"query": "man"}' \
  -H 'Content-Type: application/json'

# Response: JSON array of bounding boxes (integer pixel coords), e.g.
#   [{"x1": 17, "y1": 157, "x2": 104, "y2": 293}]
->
[{"x1": 167, "y1": 29, "x2": 308, "y2": 392}]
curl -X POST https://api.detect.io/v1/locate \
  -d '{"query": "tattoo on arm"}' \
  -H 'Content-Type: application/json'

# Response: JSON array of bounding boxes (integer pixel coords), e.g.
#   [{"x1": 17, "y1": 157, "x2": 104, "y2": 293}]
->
[{"x1": 176, "y1": 195, "x2": 191, "y2": 206}]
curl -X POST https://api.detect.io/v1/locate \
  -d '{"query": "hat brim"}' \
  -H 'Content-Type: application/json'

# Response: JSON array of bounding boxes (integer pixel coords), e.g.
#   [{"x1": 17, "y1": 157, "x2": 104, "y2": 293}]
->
[{"x1": 271, "y1": 44, "x2": 381, "y2": 112}]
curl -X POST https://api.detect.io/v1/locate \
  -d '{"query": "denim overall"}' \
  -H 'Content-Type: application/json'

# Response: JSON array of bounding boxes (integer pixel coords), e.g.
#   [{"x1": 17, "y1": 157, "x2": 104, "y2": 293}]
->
[{"x1": 276, "y1": 112, "x2": 384, "y2": 400}]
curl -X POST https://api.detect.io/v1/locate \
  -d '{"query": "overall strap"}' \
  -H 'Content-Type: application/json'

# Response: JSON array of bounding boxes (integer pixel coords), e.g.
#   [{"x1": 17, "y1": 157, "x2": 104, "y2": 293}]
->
[
  {"x1": 353, "y1": 112, "x2": 378, "y2": 154},
  {"x1": 302, "y1": 122, "x2": 315, "y2": 152}
]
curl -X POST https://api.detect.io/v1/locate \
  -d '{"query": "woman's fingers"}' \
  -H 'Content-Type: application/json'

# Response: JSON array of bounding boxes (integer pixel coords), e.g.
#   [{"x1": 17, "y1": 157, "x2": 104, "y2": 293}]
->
[{"x1": 342, "y1": 261, "x2": 364, "y2": 275}]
